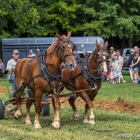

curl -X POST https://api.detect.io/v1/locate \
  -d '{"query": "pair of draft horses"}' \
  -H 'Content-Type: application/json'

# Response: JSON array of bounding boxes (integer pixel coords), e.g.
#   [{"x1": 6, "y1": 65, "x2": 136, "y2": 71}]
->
[{"x1": 14, "y1": 32, "x2": 108, "y2": 129}]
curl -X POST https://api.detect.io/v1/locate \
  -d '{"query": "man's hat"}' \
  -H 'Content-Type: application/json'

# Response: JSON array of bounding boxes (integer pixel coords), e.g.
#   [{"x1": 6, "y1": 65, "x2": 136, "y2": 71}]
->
[
  {"x1": 130, "y1": 49, "x2": 135, "y2": 52},
  {"x1": 13, "y1": 50, "x2": 20, "y2": 54},
  {"x1": 110, "y1": 47, "x2": 114, "y2": 50}
]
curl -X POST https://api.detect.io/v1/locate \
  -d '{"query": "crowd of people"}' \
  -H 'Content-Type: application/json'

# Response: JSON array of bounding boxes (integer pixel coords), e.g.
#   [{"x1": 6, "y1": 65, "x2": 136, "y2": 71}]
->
[
  {"x1": 106, "y1": 47, "x2": 126, "y2": 84},
  {"x1": 106, "y1": 46, "x2": 140, "y2": 84}
]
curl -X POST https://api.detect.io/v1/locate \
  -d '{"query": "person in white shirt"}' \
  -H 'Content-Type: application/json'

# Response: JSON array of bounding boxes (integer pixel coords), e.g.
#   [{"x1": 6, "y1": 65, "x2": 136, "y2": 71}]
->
[
  {"x1": 0, "y1": 59, "x2": 5, "y2": 76},
  {"x1": 28, "y1": 50, "x2": 36, "y2": 57},
  {"x1": 6, "y1": 50, "x2": 20, "y2": 94},
  {"x1": 116, "y1": 50, "x2": 126, "y2": 83}
]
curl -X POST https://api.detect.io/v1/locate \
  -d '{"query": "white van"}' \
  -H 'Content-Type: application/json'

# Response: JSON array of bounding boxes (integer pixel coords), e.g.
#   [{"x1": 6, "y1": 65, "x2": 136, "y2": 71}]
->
[{"x1": 122, "y1": 48, "x2": 140, "y2": 70}]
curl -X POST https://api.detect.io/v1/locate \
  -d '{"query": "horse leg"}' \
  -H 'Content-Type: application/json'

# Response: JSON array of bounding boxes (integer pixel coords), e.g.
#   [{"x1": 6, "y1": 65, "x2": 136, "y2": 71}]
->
[
  {"x1": 15, "y1": 90, "x2": 23, "y2": 119},
  {"x1": 88, "y1": 104, "x2": 95, "y2": 125},
  {"x1": 25, "y1": 99, "x2": 33, "y2": 125},
  {"x1": 34, "y1": 90, "x2": 42, "y2": 129},
  {"x1": 51, "y1": 94, "x2": 60, "y2": 129},
  {"x1": 68, "y1": 96, "x2": 80, "y2": 121},
  {"x1": 83, "y1": 104, "x2": 89, "y2": 123},
  {"x1": 80, "y1": 92, "x2": 95, "y2": 125},
  {"x1": 25, "y1": 90, "x2": 35, "y2": 125}
]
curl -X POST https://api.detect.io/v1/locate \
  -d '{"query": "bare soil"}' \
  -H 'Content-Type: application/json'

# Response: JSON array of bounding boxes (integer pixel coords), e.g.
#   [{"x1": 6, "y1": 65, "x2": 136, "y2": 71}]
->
[
  {"x1": 61, "y1": 97, "x2": 140, "y2": 114},
  {"x1": 0, "y1": 87, "x2": 8, "y2": 93}
]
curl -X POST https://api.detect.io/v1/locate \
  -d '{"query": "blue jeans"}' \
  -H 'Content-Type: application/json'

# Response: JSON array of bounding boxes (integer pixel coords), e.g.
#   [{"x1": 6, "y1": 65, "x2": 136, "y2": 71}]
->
[{"x1": 8, "y1": 74, "x2": 16, "y2": 93}]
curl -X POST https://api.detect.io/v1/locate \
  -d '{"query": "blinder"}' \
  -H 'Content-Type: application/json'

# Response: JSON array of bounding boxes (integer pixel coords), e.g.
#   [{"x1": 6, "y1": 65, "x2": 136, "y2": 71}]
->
[
  {"x1": 94, "y1": 47, "x2": 109, "y2": 67},
  {"x1": 57, "y1": 39, "x2": 75, "y2": 63}
]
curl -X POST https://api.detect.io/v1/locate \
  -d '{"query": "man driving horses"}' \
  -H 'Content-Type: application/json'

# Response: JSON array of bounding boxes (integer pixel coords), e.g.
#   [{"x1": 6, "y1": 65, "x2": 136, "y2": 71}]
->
[{"x1": 6, "y1": 50, "x2": 20, "y2": 95}]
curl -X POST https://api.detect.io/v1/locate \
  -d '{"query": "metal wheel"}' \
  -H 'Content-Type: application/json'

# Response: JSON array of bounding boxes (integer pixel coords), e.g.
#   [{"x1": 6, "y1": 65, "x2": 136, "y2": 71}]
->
[
  {"x1": 41, "y1": 95, "x2": 50, "y2": 116},
  {"x1": 0, "y1": 99, "x2": 4, "y2": 120}
]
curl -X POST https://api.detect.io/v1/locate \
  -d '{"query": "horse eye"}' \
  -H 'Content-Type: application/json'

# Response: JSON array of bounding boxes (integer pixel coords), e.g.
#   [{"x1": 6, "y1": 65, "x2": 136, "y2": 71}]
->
[{"x1": 68, "y1": 44, "x2": 71, "y2": 49}]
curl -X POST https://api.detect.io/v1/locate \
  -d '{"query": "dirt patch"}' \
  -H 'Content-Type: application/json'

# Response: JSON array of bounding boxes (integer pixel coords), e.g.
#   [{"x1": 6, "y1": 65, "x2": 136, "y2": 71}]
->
[
  {"x1": 61, "y1": 97, "x2": 140, "y2": 114},
  {"x1": 0, "y1": 87, "x2": 8, "y2": 93}
]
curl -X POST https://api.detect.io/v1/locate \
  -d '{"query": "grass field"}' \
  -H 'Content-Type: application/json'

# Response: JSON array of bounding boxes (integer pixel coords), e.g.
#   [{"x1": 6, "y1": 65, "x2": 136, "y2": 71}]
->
[{"x1": 0, "y1": 72, "x2": 140, "y2": 140}]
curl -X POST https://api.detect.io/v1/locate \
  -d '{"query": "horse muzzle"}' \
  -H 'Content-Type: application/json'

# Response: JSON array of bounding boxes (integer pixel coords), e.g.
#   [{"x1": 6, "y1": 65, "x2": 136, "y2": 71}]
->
[{"x1": 65, "y1": 61, "x2": 76, "y2": 70}]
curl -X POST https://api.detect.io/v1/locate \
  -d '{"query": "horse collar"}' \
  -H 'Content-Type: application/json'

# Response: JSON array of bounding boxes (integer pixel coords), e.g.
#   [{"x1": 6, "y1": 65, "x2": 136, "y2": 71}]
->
[
  {"x1": 82, "y1": 54, "x2": 102, "y2": 86},
  {"x1": 40, "y1": 63, "x2": 62, "y2": 81}
]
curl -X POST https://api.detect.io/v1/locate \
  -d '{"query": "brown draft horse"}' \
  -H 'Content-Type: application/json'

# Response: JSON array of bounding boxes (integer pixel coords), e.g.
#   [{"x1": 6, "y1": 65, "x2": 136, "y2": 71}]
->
[
  {"x1": 14, "y1": 32, "x2": 76, "y2": 129},
  {"x1": 61, "y1": 40, "x2": 108, "y2": 124}
]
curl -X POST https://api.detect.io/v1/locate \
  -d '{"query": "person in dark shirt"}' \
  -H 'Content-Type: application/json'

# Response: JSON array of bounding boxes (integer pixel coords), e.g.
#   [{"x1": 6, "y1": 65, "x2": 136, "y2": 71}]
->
[
  {"x1": 73, "y1": 50, "x2": 80, "y2": 63},
  {"x1": 128, "y1": 49, "x2": 135, "y2": 80},
  {"x1": 130, "y1": 52, "x2": 140, "y2": 83}
]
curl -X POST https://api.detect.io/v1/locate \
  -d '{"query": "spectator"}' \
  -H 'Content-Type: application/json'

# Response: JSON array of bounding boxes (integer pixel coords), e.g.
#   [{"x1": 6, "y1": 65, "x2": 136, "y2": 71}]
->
[
  {"x1": 116, "y1": 50, "x2": 126, "y2": 83},
  {"x1": 134, "y1": 46, "x2": 140, "y2": 55},
  {"x1": 6, "y1": 50, "x2": 20, "y2": 95},
  {"x1": 128, "y1": 49, "x2": 135, "y2": 80},
  {"x1": 73, "y1": 50, "x2": 80, "y2": 63},
  {"x1": 28, "y1": 50, "x2": 36, "y2": 57},
  {"x1": 134, "y1": 46, "x2": 140, "y2": 70},
  {"x1": 0, "y1": 59, "x2": 5, "y2": 77},
  {"x1": 114, "y1": 55, "x2": 122, "y2": 84},
  {"x1": 108, "y1": 47, "x2": 116, "y2": 62},
  {"x1": 108, "y1": 47, "x2": 116, "y2": 81},
  {"x1": 109, "y1": 58, "x2": 115, "y2": 84},
  {"x1": 130, "y1": 52, "x2": 140, "y2": 83}
]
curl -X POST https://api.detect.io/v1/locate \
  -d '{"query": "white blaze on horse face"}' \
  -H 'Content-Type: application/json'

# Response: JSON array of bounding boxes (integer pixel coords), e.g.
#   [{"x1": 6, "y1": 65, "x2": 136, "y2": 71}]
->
[{"x1": 102, "y1": 56, "x2": 107, "y2": 73}]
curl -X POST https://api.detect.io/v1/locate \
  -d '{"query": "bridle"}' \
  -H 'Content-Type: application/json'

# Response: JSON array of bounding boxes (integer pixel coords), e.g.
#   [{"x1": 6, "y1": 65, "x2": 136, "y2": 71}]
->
[
  {"x1": 45, "y1": 38, "x2": 75, "y2": 64},
  {"x1": 89, "y1": 47, "x2": 108, "y2": 74}
]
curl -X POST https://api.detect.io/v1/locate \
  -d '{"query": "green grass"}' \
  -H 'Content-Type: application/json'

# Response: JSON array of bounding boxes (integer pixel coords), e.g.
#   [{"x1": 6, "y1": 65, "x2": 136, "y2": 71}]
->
[
  {"x1": 0, "y1": 78, "x2": 7, "y2": 87},
  {"x1": 95, "y1": 72, "x2": 140, "y2": 103},
  {"x1": 0, "y1": 72, "x2": 140, "y2": 140},
  {"x1": 0, "y1": 105, "x2": 140, "y2": 140}
]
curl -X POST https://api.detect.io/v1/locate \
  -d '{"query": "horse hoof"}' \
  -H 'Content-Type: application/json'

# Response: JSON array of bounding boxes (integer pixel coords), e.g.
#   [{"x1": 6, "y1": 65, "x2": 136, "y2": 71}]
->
[
  {"x1": 72, "y1": 116, "x2": 80, "y2": 121},
  {"x1": 34, "y1": 123, "x2": 42, "y2": 129},
  {"x1": 51, "y1": 122, "x2": 60, "y2": 130},
  {"x1": 14, "y1": 111, "x2": 22, "y2": 119},
  {"x1": 83, "y1": 119, "x2": 89, "y2": 124},
  {"x1": 88, "y1": 120, "x2": 95, "y2": 125},
  {"x1": 25, "y1": 120, "x2": 32, "y2": 125}
]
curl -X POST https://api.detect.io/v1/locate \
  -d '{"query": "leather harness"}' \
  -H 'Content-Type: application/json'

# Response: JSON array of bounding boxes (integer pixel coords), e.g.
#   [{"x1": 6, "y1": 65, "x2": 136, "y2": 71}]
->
[
  {"x1": 60, "y1": 47, "x2": 108, "y2": 91},
  {"x1": 15, "y1": 38, "x2": 75, "y2": 95}
]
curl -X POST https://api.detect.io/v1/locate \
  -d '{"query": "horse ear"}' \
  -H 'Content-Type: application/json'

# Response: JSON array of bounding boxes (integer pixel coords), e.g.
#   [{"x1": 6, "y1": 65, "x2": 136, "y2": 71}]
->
[
  {"x1": 56, "y1": 32, "x2": 63, "y2": 40},
  {"x1": 96, "y1": 40, "x2": 99, "y2": 48},
  {"x1": 54, "y1": 40, "x2": 58, "y2": 46},
  {"x1": 67, "y1": 31, "x2": 72, "y2": 39},
  {"x1": 104, "y1": 41, "x2": 108, "y2": 48}
]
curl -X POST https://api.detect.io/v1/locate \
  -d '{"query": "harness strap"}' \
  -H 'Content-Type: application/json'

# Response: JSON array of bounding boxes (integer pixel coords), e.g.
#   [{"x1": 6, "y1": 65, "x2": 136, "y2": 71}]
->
[
  {"x1": 60, "y1": 72, "x2": 82, "y2": 90},
  {"x1": 26, "y1": 58, "x2": 36, "y2": 80},
  {"x1": 15, "y1": 74, "x2": 42, "y2": 94}
]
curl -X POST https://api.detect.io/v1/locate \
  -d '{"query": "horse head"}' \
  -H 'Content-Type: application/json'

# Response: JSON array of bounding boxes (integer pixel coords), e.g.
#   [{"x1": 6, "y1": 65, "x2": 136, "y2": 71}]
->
[
  {"x1": 92, "y1": 40, "x2": 109, "y2": 76},
  {"x1": 56, "y1": 32, "x2": 76, "y2": 69}
]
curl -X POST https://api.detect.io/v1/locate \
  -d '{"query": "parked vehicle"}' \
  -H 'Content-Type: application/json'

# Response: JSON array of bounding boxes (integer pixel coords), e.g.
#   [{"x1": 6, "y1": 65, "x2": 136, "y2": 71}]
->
[
  {"x1": 122, "y1": 48, "x2": 140, "y2": 70},
  {"x1": 2, "y1": 36, "x2": 104, "y2": 67}
]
